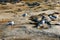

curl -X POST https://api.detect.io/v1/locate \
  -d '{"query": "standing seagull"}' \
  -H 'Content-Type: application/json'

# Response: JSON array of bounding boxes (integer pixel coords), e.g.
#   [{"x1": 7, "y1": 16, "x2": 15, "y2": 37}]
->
[{"x1": 35, "y1": 15, "x2": 51, "y2": 29}]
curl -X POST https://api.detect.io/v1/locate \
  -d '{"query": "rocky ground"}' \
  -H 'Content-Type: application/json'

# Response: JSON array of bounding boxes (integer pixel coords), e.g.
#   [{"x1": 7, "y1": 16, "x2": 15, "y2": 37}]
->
[{"x1": 0, "y1": 0, "x2": 60, "y2": 40}]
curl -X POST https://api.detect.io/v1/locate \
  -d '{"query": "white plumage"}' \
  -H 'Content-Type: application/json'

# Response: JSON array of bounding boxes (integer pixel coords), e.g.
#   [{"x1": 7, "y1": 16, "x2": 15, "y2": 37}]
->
[{"x1": 7, "y1": 21, "x2": 15, "y2": 26}]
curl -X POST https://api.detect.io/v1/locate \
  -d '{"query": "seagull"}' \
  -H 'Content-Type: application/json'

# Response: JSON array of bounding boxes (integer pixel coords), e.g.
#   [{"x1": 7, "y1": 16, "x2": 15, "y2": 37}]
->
[
  {"x1": 7, "y1": 21, "x2": 15, "y2": 26},
  {"x1": 22, "y1": 13, "x2": 27, "y2": 17},
  {"x1": 48, "y1": 14, "x2": 57, "y2": 21},
  {"x1": 35, "y1": 16, "x2": 51, "y2": 28},
  {"x1": 34, "y1": 16, "x2": 45, "y2": 28}
]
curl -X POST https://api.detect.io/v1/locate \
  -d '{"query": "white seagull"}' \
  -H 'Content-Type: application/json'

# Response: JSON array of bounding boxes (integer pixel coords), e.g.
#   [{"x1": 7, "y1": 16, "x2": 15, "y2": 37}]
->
[{"x1": 7, "y1": 21, "x2": 15, "y2": 26}]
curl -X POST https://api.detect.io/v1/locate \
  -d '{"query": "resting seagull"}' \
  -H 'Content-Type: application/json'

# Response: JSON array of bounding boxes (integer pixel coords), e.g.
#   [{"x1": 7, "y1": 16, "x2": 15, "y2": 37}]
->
[
  {"x1": 48, "y1": 14, "x2": 57, "y2": 21},
  {"x1": 7, "y1": 21, "x2": 15, "y2": 26}
]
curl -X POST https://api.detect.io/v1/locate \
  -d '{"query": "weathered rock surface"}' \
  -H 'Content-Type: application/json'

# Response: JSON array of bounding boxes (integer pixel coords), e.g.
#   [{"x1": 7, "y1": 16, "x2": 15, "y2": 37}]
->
[{"x1": 0, "y1": 0, "x2": 60, "y2": 40}]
